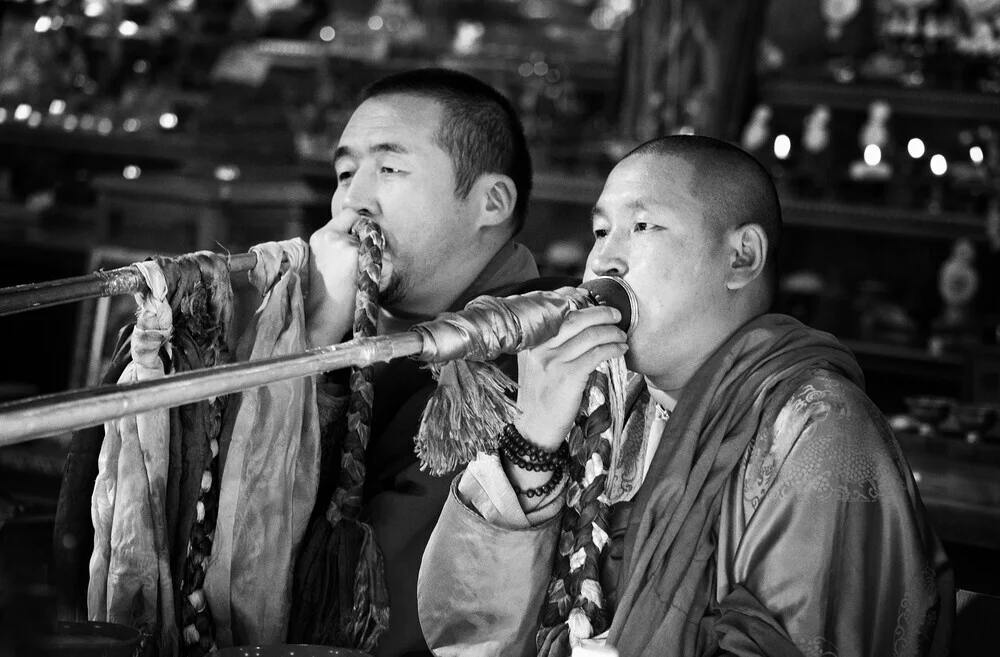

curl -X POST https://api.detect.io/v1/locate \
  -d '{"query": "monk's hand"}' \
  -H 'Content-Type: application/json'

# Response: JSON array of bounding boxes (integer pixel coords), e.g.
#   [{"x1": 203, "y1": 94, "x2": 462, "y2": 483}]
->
[
  {"x1": 514, "y1": 303, "x2": 628, "y2": 452},
  {"x1": 305, "y1": 212, "x2": 362, "y2": 348}
]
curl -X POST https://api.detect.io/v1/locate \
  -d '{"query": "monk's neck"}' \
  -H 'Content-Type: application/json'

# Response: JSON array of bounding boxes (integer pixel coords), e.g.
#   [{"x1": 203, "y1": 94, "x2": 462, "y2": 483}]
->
[{"x1": 645, "y1": 378, "x2": 680, "y2": 414}]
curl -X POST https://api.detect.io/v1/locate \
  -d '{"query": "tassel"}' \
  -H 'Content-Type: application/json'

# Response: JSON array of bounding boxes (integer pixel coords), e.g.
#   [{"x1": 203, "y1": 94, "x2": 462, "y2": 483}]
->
[
  {"x1": 289, "y1": 514, "x2": 389, "y2": 651},
  {"x1": 345, "y1": 521, "x2": 390, "y2": 653},
  {"x1": 289, "y1": 515, "x2": 355, "y2": 646},
  {"x1": 537, "y1": 623, "x2": 571, "y2": 657},
  {"x1": 415, "y1": 360, "x2": 519, "y2": 476}
]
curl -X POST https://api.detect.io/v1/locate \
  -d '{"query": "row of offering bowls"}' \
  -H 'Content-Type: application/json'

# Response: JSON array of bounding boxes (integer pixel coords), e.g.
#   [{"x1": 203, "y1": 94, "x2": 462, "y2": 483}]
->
[{"x1": 891, "y1": 396, "x2": 1000, "y2": 443}]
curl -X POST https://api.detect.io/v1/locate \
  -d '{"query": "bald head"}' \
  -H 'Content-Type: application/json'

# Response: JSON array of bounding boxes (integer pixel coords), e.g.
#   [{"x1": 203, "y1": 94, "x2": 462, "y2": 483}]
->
[{"x1": 624, "y1": 135, "x2": 782, "y2": 294}]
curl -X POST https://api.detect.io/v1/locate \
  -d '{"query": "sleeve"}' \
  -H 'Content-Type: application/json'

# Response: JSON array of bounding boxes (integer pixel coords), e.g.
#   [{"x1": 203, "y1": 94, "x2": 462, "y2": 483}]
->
[
  {"x1": 418, "y1": 476, "x2": 562, "y2": 657},
  {"x1": 727, "y1": 379, "x2": 953, "y2": 657},
  {"x1": 458, "y1": 452, "x2": 566, "y2": 529},
  {"x1": 366, "y1": 445, "x2": 562, "y2": 655}
]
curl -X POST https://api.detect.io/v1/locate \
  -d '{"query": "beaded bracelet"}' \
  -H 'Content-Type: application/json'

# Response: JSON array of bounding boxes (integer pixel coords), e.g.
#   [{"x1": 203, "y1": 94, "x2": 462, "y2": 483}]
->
[
  {"x1": 501, "y1": 444, "x2": 556, "y2": 472},
  {"x1": 498, "y1": 423, "x2": 569, "y2": 469},
  {"x1": 512, "y1": 463, "x2": 565, "y2": 498}
]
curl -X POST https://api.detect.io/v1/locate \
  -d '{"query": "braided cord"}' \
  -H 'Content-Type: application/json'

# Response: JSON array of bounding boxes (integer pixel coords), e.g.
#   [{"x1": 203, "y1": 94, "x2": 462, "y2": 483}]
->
[
  {"x1": 538, "y1": 368, "x2": 614, "y2": 654},
  {"x1": 178, "y1": 399, "x2": 223, "y2": 656},
  {"x1": 158, "y1": 253, "x2": 232, "y2": 657},
  {"x1": 149, "y1": 251, "x2": 233, "y2": 657},
  {"x1": 329, "y1": 217, "x2": 383, "y2": 522},
  {"x1": 311, "y1": 218, "x2": 389, "y2": 652}
]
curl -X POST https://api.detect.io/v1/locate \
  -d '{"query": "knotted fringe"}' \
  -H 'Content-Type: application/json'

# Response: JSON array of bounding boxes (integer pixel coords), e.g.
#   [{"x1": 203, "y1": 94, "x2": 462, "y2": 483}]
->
[
  {"x1": 413, "y1": 287, "x2": 602, "y2": 477},
  {"x1": 416, "y1": 360, "x2": 519, "y2": 476},
  {"x1": 537, "y1": 622, "x2": 572, "y2": 657},
  {"x1": 346, "y1": 522, "x2": 391, "y2": 653}
]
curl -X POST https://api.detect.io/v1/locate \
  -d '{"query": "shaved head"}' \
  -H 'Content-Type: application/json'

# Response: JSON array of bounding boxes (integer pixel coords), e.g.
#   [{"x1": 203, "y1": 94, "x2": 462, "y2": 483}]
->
[{"x1": 624, "y1": 135, "x2": 782, "y2": 290}]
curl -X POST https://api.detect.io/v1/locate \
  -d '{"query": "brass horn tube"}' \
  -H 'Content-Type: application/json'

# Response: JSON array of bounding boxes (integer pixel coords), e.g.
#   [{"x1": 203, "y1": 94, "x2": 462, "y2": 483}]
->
[
  {"x1": 0, "y1": 277, "x2": 637, "y2": 447},
  {"x1": 0, "y1": 332, "x2": 425, "y2": 446},
  {"x1": 0, "y1": 252, "x2": 261, "y2": 317}
]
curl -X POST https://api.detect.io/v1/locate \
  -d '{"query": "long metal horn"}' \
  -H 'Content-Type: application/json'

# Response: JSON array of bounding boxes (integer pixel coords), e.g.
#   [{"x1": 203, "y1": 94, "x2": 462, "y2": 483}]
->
[
  {"x1": 0, "y1": 252, "x2": 263, "y2": 317},
  {"x1": 0, "y1": 277, "x2": 637, "y2": 446}
]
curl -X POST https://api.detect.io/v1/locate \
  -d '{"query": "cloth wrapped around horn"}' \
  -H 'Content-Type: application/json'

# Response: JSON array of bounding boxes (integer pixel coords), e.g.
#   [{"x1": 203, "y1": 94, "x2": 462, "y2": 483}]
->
[
  {"x1": 413, "y1": 276, "x2": 635, "y2": 476},
  {"x1": 291, "y1": 275, "x2": 633, "y2": 651}
]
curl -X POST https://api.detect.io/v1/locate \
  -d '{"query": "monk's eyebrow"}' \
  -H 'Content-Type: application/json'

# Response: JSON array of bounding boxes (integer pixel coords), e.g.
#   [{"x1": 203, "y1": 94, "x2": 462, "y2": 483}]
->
[
  {"x1": 333, "y1": 142, "x2": 410, "y2": 166},
  {"x1": 591, "y1": 199, "x2": 653, "y2": 220},
  {"x1": 624, "y1": 199, "x2": 650, "y2": 214},
  {"x1": 369, "y1": 142, "x2": 409, "y2": 156},
  {"x1": 333, "y1": 145, "x2": 355, "y2": 164}
]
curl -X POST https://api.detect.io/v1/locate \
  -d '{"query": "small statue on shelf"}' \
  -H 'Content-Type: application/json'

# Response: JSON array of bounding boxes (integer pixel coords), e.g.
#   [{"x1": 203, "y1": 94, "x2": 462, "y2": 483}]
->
[
  {"x1": 891, "y1": 0, "x2": 940, "y2": 86},
  {"x1": 884, "y1": 8, "x2": 909, "y2": 55},
  {"x1": 955, "y1": 16, "x2": 1000, "y2": 92},
  {"x1": 849, "y1": 100, "x2": 894, "y2": 183},
  {"x1": 823, "y1": 0, "x2": 861, "y2": 41},
  {"x1": 866, "y1": 7, "x2": 911, "y2": 81},
  {"x1": 821, "y1": 0, "x2": 867, "y2": 82},
  {"x1": 929, "y1": 237, "x2": 981, "y2": 356},
  {"x1": 854, "y1": 279, "x2": 920, "y2": 346},
  {"x1": 981, "y1": 18, "x2": 1000, "y2": 93},
  {"x1": 920, "y1": 12, "x2": 956, "y2": 83},
  {"x1": 948, "y1": 127, "x2": 1000, "y2": 213},
  {"x1": 922, "y1": 12, "x2": 942, "y2": 52},
  {"x1": 986, "y1": 195, "x2": 1000, "y2": 251},
  {"x1": 797, "y1": 104, "x2": 833, "y2": 198},
  {"x1": 740, "y1": 103, "x2": 777, "y2": 175}
]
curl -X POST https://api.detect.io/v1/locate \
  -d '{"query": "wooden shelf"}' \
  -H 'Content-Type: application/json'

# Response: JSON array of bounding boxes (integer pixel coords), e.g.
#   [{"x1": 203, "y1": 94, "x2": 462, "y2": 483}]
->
[
  {"x1": 522, "y1": 177, "x2": 987, "y2": 243},
  {"x1": 0, "y1": 123, "x2": 193, "y2": 163},
  {"x1": 843, "y1": 338, "x2": 964, "y2": 383},
  {"x1": 2, "y1": 126, "x2": 986, "y2": 242},
  {"x1": 760, "y1": 77, "x2": 1000, "y2": 123},
  {"x1": 255, "y1": 39, "x2": 617, "y2": 87},
  {"x1": 898, "y1": 431, "x2": 1000, "y2": 467},
  {"x1": 532, "y1": 171, "x2": 605, "y2": 205},
  {"x1": 899, "y1": 431, "x2": 1000, "y2": 550},
  {"x1": 782, "y1": 198, "x2": 985, "y2": 241}
]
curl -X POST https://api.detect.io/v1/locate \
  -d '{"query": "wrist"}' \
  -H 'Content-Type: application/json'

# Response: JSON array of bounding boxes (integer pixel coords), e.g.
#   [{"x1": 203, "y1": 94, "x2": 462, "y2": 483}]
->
[
  {"x1": 501, "y1": 461, "x2": 564, "y2": 513},
  {"x1": 512, "y1": 416, "x2": 568, "y2": 454},
  {"x1": 497, "y1": 423, "x2": 569, "y2": 502}
]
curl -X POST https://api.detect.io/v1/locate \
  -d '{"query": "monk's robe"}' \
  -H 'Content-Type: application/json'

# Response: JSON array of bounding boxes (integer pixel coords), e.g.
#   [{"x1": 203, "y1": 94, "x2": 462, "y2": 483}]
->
[{"x1": 418, "y1": 314, "x2": 953, "y2": 657}]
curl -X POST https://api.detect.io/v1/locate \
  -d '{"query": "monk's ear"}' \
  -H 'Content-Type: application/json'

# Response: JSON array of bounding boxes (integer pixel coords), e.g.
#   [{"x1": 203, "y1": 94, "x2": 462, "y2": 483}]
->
[
  {"x1": 725, "y1": 223, "x2": 767, "y2": 291},
  {"x1": 472, "y1": 173, "x2": 517, "y2": 230}
]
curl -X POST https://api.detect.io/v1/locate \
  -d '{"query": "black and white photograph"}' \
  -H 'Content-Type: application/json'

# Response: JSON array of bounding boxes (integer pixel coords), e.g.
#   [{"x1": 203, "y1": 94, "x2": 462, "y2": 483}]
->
[{"x1": 1, "y1": 1, "x2": 999, "y2": 656}]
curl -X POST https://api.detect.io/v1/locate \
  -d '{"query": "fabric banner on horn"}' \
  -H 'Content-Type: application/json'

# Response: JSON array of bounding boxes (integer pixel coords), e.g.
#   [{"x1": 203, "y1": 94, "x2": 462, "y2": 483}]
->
[
  {"x1": 88, "y1": 260, "x2": 179, "y2": 657},
  {"x1": 204, "y1": 238, "x2": 320, "y2": 647}
]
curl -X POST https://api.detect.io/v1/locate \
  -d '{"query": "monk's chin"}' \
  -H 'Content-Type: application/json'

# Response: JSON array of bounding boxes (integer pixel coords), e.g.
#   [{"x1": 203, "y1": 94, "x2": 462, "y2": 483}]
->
[{"x1": 378, "y1": 271, "x2": 406, "y2": 308}]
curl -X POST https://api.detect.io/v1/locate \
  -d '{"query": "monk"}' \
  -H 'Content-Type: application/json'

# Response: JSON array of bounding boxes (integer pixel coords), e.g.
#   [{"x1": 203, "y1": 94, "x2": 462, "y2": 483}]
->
[
  {"x1": 417, "y1": 135, "x2": 954, "y2": 657},
  {"x1": 289, "y1": 68, "x2": 551, "y2": 657}
]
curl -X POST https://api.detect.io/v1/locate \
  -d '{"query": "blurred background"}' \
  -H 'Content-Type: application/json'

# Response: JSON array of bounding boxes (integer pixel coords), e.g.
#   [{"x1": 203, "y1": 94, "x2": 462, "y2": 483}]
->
[{"x1": 0, "y1": 0, "x2": 999, "y2": 639}]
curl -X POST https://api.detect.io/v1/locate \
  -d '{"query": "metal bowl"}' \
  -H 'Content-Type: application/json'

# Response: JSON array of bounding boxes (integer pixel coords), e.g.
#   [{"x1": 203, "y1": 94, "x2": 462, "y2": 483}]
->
[
  {"x1": 32, "y1": 620, "x2": 144, "y2": 657},
  {"x1": 954, "y1": 403, "x2": 1000, "y2": 434},
  {"x1": 903, "y1": 396, "x2": 955, "y2": 426},
  {"x1": 215, "y1": 647, "x2": 372, "y2": 657}
]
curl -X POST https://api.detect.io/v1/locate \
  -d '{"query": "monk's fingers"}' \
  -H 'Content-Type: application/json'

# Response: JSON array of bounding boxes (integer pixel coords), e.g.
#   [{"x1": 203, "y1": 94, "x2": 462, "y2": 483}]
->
[
  {"x1": 561, "y1": 341, "x2": 628, "y2": 378},
  {"x1": 543, "y1": 306, "x2": 622, "y2": 350},
  {"x1": 548, "y1": 324, "x2": 627, "y2": 364}
]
